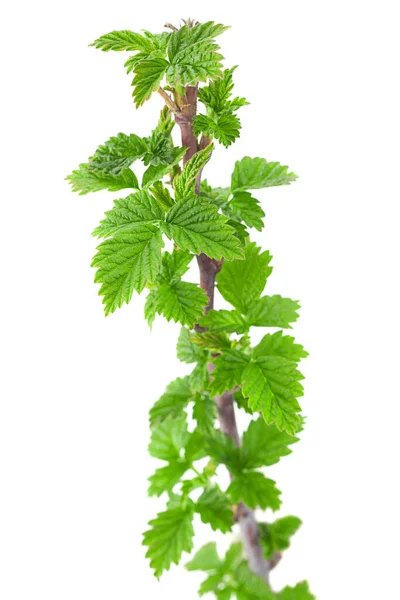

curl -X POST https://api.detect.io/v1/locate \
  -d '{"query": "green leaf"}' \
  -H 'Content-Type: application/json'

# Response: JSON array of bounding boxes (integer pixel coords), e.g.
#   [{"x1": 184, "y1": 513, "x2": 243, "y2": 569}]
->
[
  {"x1": 148, "y1": 416, "x2": 190, "y2": 461},
  {"x1": 209, "y1": 349, "x2": 250, "y2": 396},
  {"x1": 149, "y1": 376, "x2": 191, "y2": 427},
  {"x1": 216, "y1": 242, "x2": 272, "y2": 313},
  {"x1": 190, "y1": 331, "x2": 232, "y2": 352},
  {"x1": 66, "y1": 164, "x2": 139, "y2": 195},
  {"x1": 177, "y1": 328, "x2": 207, "y2": 364},
  {"x1": 276, "y1": 582, "x2": 316, "y2": 600},
  {"x1": 173, "y1": 145, "x2": 214, "y2": 201},
  {"x1": 205, "y1": 429, "x2": 241, "y2": 475},
  {"x1": 254, "y1": 331, "x2": 308, "y2": 362},
  {"x1": 225, "y1": 191, "x2": 265, "y2": 231},
  {"x1": 159, "y1": 249, "x2": 194, "y2": 281},
  {"x1": 143, "y1": 502, "x2": 195, "y2": 578},
  {"x1": 151, "y1": 281, "x2": 208, "y2": 328},
  {"x1": 186, "y1": 542, "x2": 222, "y2": 572},
  {"x1": 161, "y1": 196, "x2": 244, "y2": 261},
  {"x1": 193, "y1": 112, "x2": 241, "y2": 147},
  {"x1": 92, "y1": 190, "x2": 164, "y2": 238},
  {"x1": 142, "y1": 146, "x2": 187, "y2": 187},
  {"x1": 199, "y1": 309, "x2": 248, "y2": 334},
  {"x1": 259, "y1": 516, "x2": 302, "y2": 559},
  {"x1": 231, "y1": 157, "x2": 298, "y2": 193},
  {"x1": 242, "y1": 362, "x2": 303, "y2": 436},
  {"x1": 131, "y1": 56, "x2": 168, "y2": 107},
  {"x1": 227, "y1": 471, "x2": 281, "y2": 510},
  {"x1": 91, "y1": 224, "x2": 164, "y2": 315},
  {"x1": 189, "y1": 360, "x2": 210, "y2": 394},
  {"x1": 90, "y1": 30, "x2": 155, "y2": 52},
  {"x1": 198, "y1": 66, "x2": 238, "y2": 114},
  {"x1": 235, "y1": 562, "x2": 275, "y2": 600},
  {"x1": 148, "y1": 461, "x2": 189, "y2": 497},
  {"x1": 88, "y1": 133, "x2": 148, "y2": 175},
  {"x1": 240, "y1": 418, "x2": 299, "y2": 469},
  {"x1": 247, "y1": 295, "x2": 301, "y2": 329},
  {"x1": 150, "y1": 180, "x2": 175, "y2": 210},
  {"x1": 192, "y1": 393, "x2": 217, "y2": 432},
  {"x1": 196, "y1": 485, "x2": 233, "y2": 533},
  {"x1": 166, "y1": 21, "x2": 229, "y2": 86}
]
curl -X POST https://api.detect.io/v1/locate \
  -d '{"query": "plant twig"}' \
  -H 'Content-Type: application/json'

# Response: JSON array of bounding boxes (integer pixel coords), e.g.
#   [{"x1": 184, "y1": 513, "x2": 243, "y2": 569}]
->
[{"x1": 174, "y1": 89, "x2": 271, "y2": 584}]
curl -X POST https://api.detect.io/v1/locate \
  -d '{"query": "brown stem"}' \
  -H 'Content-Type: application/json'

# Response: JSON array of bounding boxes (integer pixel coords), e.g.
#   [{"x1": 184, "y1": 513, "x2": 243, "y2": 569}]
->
[{"x1": 173, "y1": 85, "x2": 271, "y2": 585}]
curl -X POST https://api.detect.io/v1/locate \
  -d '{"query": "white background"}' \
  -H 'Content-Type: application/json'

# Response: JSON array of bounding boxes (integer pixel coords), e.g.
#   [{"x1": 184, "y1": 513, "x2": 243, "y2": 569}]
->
[{"x1": 1, "y1": 1, "x2": 399, "y2": 598}]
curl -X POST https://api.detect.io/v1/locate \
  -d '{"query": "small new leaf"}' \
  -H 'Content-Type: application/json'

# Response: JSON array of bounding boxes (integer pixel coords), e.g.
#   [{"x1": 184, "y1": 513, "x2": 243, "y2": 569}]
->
[
  {"x1": 227, "y1": 471, "x2": 281, "y2": 510},
  {"x1": 276, "y1": 582, "x2": 316, "y2": 600},
  {"x1": 259, "y1": 516, "x2": 302, "y2": 560},
  {"x1": 196, "y1": 485, "x2": 234, "y2": 533},
  {"x1": 149, "y1": 377, "x2": 191, "y2": 427},
  {"x1": 148, "y1": 416, "x2": 190, "y2": 462},
  {"x1": 217, "y1": 242, "x2": 273, "y2": 313},
  {"x1": 209, "y1": 349, "x2": 250, "y2": 396},
  {"x1": 231, "y1": 157, "x2": 297, "y2": 193},
  {"x1": 240, "y1": 418, "x2": 299, "y2": 469},
  {"x1": 90, "y1": 30, "x2": 154, "y2": 52},
  {"x1": 132, "y1": 56, "x2": 168, "y2": 107},
  {"x1": 143, "y1": 502, "x2": 195, "y2": 578},
  {"x1": 66, "y1": 164, "x2": 139, "y2": 195},
  {"x1": 174, "y1": 144, "x2": 214, "y2": 200}
]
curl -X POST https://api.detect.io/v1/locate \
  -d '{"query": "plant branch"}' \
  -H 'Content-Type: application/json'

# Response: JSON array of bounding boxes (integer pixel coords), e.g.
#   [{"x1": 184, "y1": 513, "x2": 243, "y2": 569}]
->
[{"x1": 174, "y1": 86, "x2": 271, "y2": 585}]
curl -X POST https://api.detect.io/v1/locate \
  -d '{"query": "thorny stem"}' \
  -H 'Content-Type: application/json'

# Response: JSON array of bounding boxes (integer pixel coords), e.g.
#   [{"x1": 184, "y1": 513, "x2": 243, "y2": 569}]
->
[{"x1": 162, "y1": 85, "x2": 272, "y2": 585}]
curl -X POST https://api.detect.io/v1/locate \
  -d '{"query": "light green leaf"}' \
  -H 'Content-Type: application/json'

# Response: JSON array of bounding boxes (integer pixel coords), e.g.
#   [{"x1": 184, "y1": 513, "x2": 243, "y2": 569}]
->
[
  {"x1": 192, "y1": 393, "x2": 217, "y2": 432},
  {"x1": 225, "y1": 191, "x2": 265, "y2": 231},
  {"x1": 149, "y1": 376, "x2": 191, "y2": 427},
  {"x1": 240, "y1": 418, "x2": 299, "y2": 469},
  {"x1": 231, "y1": 157, "x2": 298, "y2": 193},
  {"x1": 276, "y1": 582, "x2": 316, "y2": 600},
  {"x1": 166, "y1": 21, "x2": 229, "y2": 86},
  {"x1": 148, "y1": 461, "x2": 189, "y2": 497},
  {"x1": 148, "y1": 416, "x2": 190, "y2": 462},
  {"x1": 92, "y1": 190, "x2": 164, "y2": 238},
  {"x1": 151, "y1": 281, "x2": 208, "y2": 328},
  {"x1": 199, "y1": 309, "x2": 248, "y2": 334},
  {"x1": 190, "y1": 331, "x2": 232, "y2": 352},
  {"x1": 204, "y1": 429, "x2": 241, "y2": 475},
  {"x1": 161, "y1": 196, "x2": 244, "y2": 261},
  {"x1": 150, "y1": 180, "x2": 174, "y2": 210},
  {"x1": 173, "y1": 145, "x2": 214, "y2": 201},
  {"x1": 186, "y1": 542, "x2": 222, "y2": 572},
  {"x1": 254, "y1": 331, "x2": 308, "y2": 362},
  {"x1": 90, "y1": 30, "x2": 155, "y2": 52},
  {"x1": 177, "y1": 328, "x2": 207, "y2": 364},
  {"x1": 198, "y1": 66, "x2": 237, "y2": 113},
  {"x1": 88, "y1": 133, "x2": 148, "y2": 175},
  {"x1": 66, "y1": 164, "x2": 139, "y2": 195},
  {"x1": 143, "y1": 502, "x2": 195, "y2": 578},
  {"x1": 209, "y1": 349, "x2": 250, "y2": 396},
  {"x1": 159, "y1": 249, "x2": 194, "y2": 281},
  {"x1": 259, "y1": 516, "x2": 302, "y2": 559},
  {"x1": 235, "y1": 562, "x2": 275, "y2": 600},
  {"x1": 247, "y1": 295, "x2": 300, "y2": 329},
  {"x1": 91, "y1": 224, "x2": 164, "y2": 315},
  {"x1": 216, "y1": 242, "x2": 272, "y2": 313},
  {"x1": 193, "y1": 112, "x2": 241, "y2": 147},
  {"x1": 227, "y1": 471, "x2": 281, "y2": 510},
  {"x1": 132, "y1": 56, "x2": 168, "y2": 107},
  {"x1": 142, "y1": 145, "x2": 187, "y2": 187},
  {"x1": 242, "y1": 361, "x2": 303, "y2": 436},
  {"x1": 196, "y1": 485, "x2": 233, "y2": 533}
]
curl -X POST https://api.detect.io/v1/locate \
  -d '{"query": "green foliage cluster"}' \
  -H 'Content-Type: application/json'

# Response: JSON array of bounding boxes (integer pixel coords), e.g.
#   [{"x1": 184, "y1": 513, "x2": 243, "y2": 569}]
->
[{"x1": 67, "y1": 19, "x2": 314, "y2": 600}]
